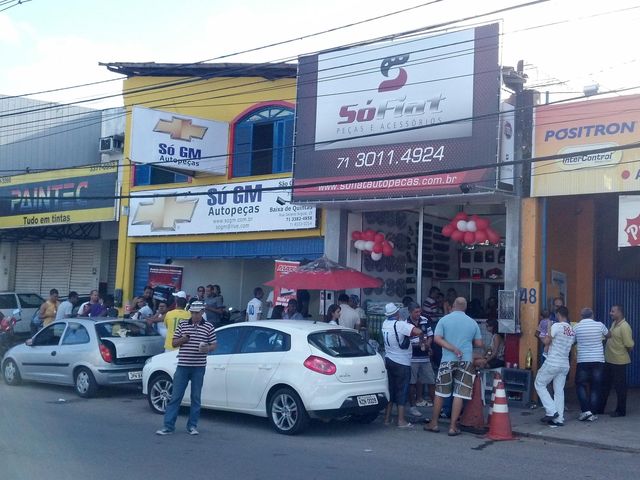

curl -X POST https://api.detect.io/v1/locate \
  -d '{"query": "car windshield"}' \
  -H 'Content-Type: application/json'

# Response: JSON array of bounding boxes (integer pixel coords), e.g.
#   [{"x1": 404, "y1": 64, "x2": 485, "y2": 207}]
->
[
  {"x1": 95, "y1": 320, "x2": 159, "y2": 338},
  {"x1": 308, "y1": 330, "x2": 377, "y2": 358},
  {"x1": 17, "y1": 293, "x2": 44, "y2": 308}
]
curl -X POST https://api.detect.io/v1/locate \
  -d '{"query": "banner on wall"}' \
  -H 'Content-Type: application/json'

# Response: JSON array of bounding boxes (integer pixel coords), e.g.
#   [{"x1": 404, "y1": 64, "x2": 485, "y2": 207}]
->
[
  {"x1": 532, "y1": 94, "x2": 640, "y2": 196},
  {"x1": 130, "y1": 106, "x2": 229, "y2": 176},
  {"x1": 128, "y1": 178, "x2": 316, "y2": 236},
  {"x1": 618, "y1": 195, "x2": 640, "y2": 247},
  {"x1": 292, "y1": 23, "x2": 501, "y2": 201},
  {"x1": 0, "y1": 162, "x2": 118, "y2": 229},
  {"x1": 272, "y1": 260, "x2": 299, "y2": 307}
]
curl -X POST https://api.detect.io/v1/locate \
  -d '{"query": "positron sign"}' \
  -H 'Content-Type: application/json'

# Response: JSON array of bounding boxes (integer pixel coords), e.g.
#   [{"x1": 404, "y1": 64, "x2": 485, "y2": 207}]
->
[
  {"x1": 0, "y1": 163, "x2": 118, "y2": 228},
  {"x1": 293, "y1": 24, "x2": 500, "y2": 201}
]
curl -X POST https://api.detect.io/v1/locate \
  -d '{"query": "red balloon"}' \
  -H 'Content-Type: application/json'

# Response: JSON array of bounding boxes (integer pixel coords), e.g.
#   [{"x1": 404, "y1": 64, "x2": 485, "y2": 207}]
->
[
  {"x1": 464, "y1": 231, "x2": 476, "y2": 245},
  {"x1": 372, "y1": 243, "x2": 383, "y2": 254},
  {"x1": 486, "y1": 228, "x2": 501, "y2": 244},
  {"x1": 451, "y1": 230, "x2": 464, "y2": 243},
  {"x1": 364, "y1": 229, "x2": 376, "y2": 241},
  {"x1": 351, "y1": 231, "x2": 362, "y2": 241},
  {"x1": 476, "y1": 218, "x2": 489, "y2": 230},
  {"x1": 382, "y1": 245, "x2": 394, "y2": 257},
  {"x1": 453, "y1": 212, "x2": 468, "y2": 222},
  {"x1": 442, "y1": 224, "x2": 454, "y2": 237},
  {"x1": 474, "y1": 229, "x2": 488, "y2": 244},
  {"x1": 374, "y1": 233, "x2": 385, "y2": 243}
]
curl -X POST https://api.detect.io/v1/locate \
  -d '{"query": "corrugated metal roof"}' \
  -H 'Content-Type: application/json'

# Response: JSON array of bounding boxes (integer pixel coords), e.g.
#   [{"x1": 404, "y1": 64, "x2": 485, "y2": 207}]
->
[{"x1": 100, "y1": 62, "x2": 297, "y2": 80}]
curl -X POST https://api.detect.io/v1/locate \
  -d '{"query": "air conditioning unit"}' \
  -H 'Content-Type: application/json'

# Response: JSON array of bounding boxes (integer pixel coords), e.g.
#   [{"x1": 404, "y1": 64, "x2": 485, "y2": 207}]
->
[{"x1": 99, "y1": 136, "x2": 123, "y2": 153}]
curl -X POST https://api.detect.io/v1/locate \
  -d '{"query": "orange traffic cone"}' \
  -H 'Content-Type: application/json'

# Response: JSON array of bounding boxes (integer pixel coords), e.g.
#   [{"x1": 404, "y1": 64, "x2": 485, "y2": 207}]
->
[
  {"x1": 486, "y1": 380, "x2": 515, "y2": 441},
  {"x1": 486, "y1": 373, "x2": 502, "y2": 425},
  {"x1": 459, "y1": 375, "x2": 486, "y2": 430}
]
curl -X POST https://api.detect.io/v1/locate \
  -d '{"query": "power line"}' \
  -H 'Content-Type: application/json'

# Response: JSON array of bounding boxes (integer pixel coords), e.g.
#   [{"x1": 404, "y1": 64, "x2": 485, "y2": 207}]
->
[{"x1": 0, "y1": 0, "x2": 547, "y2": 119}]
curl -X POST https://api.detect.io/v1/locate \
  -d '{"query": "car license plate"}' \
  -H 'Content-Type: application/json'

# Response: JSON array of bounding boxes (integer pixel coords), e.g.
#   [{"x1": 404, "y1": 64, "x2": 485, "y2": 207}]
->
[
  {"x1": 357, "y1": 394, "x2": 378, "y2": 407},
  {"x1": 128, "y1": 371, "x2": 143, "y2": 381}
]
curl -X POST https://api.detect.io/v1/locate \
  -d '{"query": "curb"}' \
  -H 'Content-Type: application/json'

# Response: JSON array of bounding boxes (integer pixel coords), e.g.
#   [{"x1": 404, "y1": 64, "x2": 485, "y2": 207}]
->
[{"x1": 512, "y1": 429, "x2": 640, "y2": 454}]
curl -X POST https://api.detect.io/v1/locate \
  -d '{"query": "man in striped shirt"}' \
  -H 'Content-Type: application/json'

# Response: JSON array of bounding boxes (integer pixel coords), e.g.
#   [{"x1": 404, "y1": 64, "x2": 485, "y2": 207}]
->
[
  {"x1": 573, "y1": 307, "x2": 610, "y2": 422},
  {"x1": 156, "y1": 301, "x2": 217, "y2": 436}
]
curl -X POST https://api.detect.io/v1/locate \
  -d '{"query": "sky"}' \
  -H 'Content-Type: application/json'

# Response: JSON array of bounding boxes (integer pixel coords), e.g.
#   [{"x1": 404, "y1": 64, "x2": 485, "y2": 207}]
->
[{"x1": 1, "y1": 0, "x2": 640, "y2": 110}]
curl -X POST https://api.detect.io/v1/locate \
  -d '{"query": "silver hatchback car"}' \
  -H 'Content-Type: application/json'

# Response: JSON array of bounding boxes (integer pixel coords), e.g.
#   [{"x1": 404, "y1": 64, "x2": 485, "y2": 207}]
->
[{"x1": 2, "y1": 318, "x2": 164, "y2": 397}]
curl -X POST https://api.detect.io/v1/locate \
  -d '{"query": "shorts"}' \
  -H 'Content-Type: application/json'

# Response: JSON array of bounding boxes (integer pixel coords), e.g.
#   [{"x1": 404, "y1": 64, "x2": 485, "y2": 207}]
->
[
  {"x1": 385, "y1": 358, "x2": 411, "y2": 405},
  {"x1": 435, "y1": 361, "x2": 476, "y2": 400},
  {"x1": 410, "y1": 362, "x2": 435, "y2": 385}
]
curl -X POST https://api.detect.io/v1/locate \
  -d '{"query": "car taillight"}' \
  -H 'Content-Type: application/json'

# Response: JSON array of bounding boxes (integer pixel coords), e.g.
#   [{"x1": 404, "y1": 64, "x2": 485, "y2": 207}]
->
[
  {"x1": 304, "y1": 355, "x2": 336, "y2": 375},
  {"x1": 99, "y1": 344, "x2": 113, "y2": 363}
]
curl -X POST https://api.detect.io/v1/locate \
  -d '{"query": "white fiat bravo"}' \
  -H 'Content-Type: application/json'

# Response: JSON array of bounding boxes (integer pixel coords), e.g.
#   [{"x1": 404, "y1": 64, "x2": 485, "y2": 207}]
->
[{"x1": 142, "y1": 320, "x2": 388, "y2": 435}]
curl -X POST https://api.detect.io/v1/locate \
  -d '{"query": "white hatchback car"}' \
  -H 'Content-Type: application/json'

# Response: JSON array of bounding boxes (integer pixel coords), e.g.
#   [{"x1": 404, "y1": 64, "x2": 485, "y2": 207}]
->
[{"x1": 143, "y1": 320, "x2": 389, "y2": 435}]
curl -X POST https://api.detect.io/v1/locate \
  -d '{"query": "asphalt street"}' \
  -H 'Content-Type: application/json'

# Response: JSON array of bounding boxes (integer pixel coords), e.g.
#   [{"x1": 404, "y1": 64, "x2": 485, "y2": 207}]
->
[{"x1": 0, "y1": 381, "x2": 637, "y2": 480}]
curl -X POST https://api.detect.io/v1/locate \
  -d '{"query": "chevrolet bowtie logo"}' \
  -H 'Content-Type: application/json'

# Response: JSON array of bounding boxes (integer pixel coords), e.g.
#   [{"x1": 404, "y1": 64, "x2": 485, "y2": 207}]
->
[
  {"x1": 153, "y1": 117, "x2": 208, "y2": 141},
  {"x1": 132, "y1": 196, "x2": 198, "y2": 232}
]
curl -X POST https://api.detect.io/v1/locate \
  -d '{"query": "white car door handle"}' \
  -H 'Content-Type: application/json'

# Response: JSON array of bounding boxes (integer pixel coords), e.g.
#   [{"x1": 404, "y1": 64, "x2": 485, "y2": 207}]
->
[
  {"x1": 258, "y1": 365, "x2": 272, "y2": 370},
  {"x1": 212, "y1": 366, "x2": 226, "y2": 370}
]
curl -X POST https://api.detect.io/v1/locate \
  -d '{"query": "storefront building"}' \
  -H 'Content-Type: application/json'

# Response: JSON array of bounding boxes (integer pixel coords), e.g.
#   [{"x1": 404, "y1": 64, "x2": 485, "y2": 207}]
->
[
  {"x1": 523, "y1": 94, "x2": 640, "y2": 385},
  {"x1": 0, "y1": 98, "x2": 122, "y2": 298},
  {"x1": 291, "y1": 25, "x2": 523, "y2": 340},
  {"x1": 102, "y1": 63, "x2": 323, "y2": 312}
]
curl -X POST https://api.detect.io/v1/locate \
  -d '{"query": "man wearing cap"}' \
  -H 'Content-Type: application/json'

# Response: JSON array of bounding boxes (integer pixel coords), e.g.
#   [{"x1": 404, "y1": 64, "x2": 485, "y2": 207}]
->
[
  {"x1": 163, "y1": 292, "x2": 192, "y2": 351},
  {"x1": 424, "y1": 297, "x2": 483, "y2": 436},
  {"x1": 156, "y1": 301, "x2": 217, "y2": 436},
  {"x1": 382, "y1": 303, "x2": 423, "y2": 428}
]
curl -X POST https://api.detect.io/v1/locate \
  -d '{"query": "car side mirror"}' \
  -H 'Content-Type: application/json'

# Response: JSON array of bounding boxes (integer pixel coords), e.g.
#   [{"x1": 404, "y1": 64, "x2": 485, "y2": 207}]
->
[{"x1": 26, "y1": 339, "x2": 33, "y2": 347}]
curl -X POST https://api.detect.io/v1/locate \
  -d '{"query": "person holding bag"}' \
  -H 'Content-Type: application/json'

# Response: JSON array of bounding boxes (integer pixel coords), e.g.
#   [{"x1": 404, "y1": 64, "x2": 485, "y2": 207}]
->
[{"x1": 382, "y1": 303, "x2": 422, "y2": 428}]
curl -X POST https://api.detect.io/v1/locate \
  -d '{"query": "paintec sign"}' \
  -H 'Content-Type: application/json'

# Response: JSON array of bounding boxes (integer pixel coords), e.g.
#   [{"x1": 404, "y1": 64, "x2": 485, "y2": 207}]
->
[{"x1": 292, "y1": 23, "x2": 500, "y2": 201}]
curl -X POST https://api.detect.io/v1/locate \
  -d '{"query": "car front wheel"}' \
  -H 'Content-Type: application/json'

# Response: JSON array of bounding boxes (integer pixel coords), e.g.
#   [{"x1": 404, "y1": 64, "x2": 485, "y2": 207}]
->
[
  {"x1": 74, "y1": 367, "x2": 98, "y2": 398},
  {"x1": 148, "y1": 373, "x2": 172, "y2": 414},
  {"x1": 268, "y1": 387, "x2": 309, "y2": 435},
  {"x1": 3, "y1": 359, "x2": 21, "y2": 386}
]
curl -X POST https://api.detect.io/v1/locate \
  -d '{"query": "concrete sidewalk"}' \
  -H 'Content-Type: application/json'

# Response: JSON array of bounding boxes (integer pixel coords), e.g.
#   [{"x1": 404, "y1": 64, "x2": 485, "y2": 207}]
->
[{"x1": 507, "y1": 387, "x2": 640, "y2": 453}]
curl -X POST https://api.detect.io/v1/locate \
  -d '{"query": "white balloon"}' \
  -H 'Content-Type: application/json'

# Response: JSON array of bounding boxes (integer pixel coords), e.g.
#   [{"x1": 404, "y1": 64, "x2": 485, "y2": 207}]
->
[
  {"x1": 364, "y1": 241, "x2": 375, "y2": 251},
  {"x1": 354, "y1": 240, "x2": 366, "y2": 250},
  {"x1": 466, "y1": 220, "x2": 477, "y2": 232},
  {"x1": 456, "y1": 220, "x2": 468, "y2": 232},
  {"x1": 371, "y1": 252, "x2": 383, "y2": 261}
]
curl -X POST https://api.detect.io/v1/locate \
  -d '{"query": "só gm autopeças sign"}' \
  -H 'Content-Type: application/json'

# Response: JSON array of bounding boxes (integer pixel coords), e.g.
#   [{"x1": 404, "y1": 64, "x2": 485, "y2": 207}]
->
[
  {"x1": 292, "y1": 23, "x2": 501, "y2": 201},
  {"x1": 0, "y1": 162, "x2": 118, "y2": 228}
]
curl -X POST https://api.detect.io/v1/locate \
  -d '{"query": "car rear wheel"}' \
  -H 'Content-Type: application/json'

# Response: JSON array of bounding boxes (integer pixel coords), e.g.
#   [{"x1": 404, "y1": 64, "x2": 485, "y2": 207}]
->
[
  {"x1": 268, "y1": 387, "x2": 309, "y2": 435},
  {"x1": 148, "y1": 373, "x2": 172, "y2": 414},
  {"x1": 3, "y1": 359, "x2": 21, "y2": 386},
  {"x1": 351, "y1": 412, "x2": 380, "y2": 424},
  {"x1": 74, "y1": 367, "x2": 98, "y2": 398}
]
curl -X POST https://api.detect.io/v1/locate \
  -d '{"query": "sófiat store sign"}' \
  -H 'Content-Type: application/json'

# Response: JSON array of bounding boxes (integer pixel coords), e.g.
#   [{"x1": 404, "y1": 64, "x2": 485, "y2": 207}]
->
[{"x1": 292, "y1": 23, "x2": 500, "y2": 201}]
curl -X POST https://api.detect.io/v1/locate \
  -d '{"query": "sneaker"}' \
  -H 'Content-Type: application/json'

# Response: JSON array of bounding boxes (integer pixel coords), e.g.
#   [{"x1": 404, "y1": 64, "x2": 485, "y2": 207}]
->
[
  {"x1": 578, "y1": 411, "x2": 593, "y2": 421},
  {"x1": 439, "y1": 411, "x2": 450, "y2": 419},
  {"x1": 187, "y1": 427, "x2": 199, "y2": 435},
  {"x1": 155, "y1": 428, "x2": 173, "y2": 436},
  {"x1": 416, "y1": 400, "x2": 427, "y2": 407},
  {"x1": 409, "y1": 407, "x2": 423, "y2": 417},
  {"x1": 586, "y1": 414, "x2": 598, "y2": 422},
  {"x1": 426, "y1": 400, "x2": 433, "y2": 407},
  {"x1": 540, "y1": 412, "x2": 559, "y2": 424},
  {"x1": 549, "y1": 419, "x2": 564, "y2": 427}
]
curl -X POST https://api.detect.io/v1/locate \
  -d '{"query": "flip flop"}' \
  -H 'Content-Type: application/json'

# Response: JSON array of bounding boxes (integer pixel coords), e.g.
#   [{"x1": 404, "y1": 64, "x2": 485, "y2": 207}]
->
[
  {"x1": 398, "y1": 423, "x2": 414, "y2": 429},
  {"x1": 448, "y1": 429, "x2": 462, "y2": 436},
  {"x1": 423, "y1": 425, "x2": 440, "y2": 433}
]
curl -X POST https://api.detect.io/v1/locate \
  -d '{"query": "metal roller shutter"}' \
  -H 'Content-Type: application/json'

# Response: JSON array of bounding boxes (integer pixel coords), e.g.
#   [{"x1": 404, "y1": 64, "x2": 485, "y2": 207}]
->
[
  {"x1": 69, "y1": 241, "x2": 100, "y2": 295},
  {"x1": 14, "y1": 243, "x2": 45, "y2": 294},
  {"x1": 41, "y1": 243, "x2": 72, "y2": 296}
]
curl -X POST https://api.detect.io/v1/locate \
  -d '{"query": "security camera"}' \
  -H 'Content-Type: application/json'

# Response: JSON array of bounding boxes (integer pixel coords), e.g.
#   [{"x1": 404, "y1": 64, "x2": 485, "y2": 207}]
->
[{"x1": 459, "y1": 183, "x2": 471, "y2": 194}]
